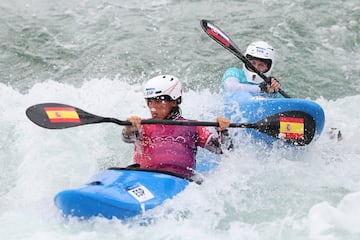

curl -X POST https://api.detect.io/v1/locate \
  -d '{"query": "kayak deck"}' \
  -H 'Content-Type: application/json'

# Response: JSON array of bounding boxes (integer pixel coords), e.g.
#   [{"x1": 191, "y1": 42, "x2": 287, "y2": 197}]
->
[{"x1": 54, "y1": 168, "x2": 191, "y2": 219}]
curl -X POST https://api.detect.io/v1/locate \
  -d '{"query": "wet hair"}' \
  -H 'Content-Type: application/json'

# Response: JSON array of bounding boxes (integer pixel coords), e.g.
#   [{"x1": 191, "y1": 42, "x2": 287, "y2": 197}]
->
[{"x1": 165, "y1": 105, "x2": 182, "y2": 120}]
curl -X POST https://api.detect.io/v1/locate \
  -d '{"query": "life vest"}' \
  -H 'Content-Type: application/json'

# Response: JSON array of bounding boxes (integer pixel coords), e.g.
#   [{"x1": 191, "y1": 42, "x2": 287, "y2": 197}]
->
[
  {"x1": 221, "y1": 67, "x2": 249, "y2": 84},
  {"x1": 221, "y1": 67, "x2": 284, "y2": 98},
  {"x1": 133, "y1": 117, "x2": 212, "y2": 177}
]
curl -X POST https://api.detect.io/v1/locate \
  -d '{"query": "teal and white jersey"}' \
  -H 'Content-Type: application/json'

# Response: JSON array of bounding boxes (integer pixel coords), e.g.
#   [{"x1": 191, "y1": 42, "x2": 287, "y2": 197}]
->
[{"x1": 221, "y1": 67, "x2": 284, "y2": 98}]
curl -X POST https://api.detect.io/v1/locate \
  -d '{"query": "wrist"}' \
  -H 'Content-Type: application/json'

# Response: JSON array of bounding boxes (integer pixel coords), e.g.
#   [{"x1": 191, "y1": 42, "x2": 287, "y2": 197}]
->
[{"x1": 122, "y1": 127, "x2": 138, "y2": 136}]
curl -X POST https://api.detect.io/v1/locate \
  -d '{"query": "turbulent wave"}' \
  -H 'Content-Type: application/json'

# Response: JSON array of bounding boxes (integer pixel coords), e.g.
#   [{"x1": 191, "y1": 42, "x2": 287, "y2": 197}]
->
[
  {"x1": 1, "y1": 79, "x2": 360, "y2": 239},
  {"x1": 1, "y1": 0, "x2": 359, "y2": 239}
]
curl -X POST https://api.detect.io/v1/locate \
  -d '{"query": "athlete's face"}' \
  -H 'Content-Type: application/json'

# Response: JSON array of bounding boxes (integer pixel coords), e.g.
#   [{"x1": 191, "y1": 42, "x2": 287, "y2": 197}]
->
[
  {"x1": 146, "y1": 97, "x2": 177, "y2": 120},
  {"x1": 248, "y1": 58, "x2": 269, "y2": 73}
]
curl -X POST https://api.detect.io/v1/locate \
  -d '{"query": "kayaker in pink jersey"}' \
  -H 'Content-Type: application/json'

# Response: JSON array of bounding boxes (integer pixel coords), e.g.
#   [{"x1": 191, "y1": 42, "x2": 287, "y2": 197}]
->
[{"x1": 122, "y1": 74, "x2": 232, "y2": 177}]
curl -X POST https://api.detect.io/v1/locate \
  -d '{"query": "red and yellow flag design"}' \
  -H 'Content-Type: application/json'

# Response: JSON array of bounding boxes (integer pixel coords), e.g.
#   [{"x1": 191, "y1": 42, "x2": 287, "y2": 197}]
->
[
  {"x1": 279, "y1": 117, "x2": 304, "y2": 139},
  {"x1": 44, "y1": 107, "x2": 80, "y2": 123}
]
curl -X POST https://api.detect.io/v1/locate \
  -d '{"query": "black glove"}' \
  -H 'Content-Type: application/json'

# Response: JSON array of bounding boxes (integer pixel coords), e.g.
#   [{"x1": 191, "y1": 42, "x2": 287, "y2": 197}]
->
[
  {"x1": 259, "y1": 77, "x2": 280, "y2": 93},
  {"x1": 259, "y1": 81, "x2": 268, "y2": 93}
]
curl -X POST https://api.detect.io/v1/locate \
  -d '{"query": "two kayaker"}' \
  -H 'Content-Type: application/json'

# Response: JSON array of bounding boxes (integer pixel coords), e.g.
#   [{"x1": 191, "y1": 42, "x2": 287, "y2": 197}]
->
[
  {"x1": 122, "y1": 74, "x2": 232, "y2": 178},
  {"x1": 221, "y1": 40, "x2": 282, "y2": 96}
]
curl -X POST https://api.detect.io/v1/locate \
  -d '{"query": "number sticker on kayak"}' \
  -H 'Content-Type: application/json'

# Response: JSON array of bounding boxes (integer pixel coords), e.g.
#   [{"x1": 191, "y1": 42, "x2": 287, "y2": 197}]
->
[{"x1": 126, "y1": 184, "x2": 154, "y2": 202}]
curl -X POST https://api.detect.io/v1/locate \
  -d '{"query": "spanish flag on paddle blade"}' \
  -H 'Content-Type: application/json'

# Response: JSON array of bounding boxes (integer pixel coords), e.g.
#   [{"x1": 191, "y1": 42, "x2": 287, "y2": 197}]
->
[
  {"x1": 279, "y1": 117, "x2": 304, "y2": 139},
  {"x1": 44, "y1": 107, "x2": 80, "y2": 123}
]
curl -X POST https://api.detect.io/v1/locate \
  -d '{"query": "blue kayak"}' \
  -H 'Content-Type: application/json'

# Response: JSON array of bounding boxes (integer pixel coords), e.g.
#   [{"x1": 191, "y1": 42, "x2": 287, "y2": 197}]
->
[
  {"x1": 224, "y1": 91, "x2": 325, "y2": 146},
  {"x1": 54, "y1": 167, "x2": 198, "y2": 220}
]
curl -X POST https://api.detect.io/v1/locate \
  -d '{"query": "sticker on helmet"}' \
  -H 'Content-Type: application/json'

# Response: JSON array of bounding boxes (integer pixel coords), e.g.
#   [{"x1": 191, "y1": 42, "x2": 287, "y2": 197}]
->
[{"x1": 145, "y1": 88, "x2": 156, "y2": 96}]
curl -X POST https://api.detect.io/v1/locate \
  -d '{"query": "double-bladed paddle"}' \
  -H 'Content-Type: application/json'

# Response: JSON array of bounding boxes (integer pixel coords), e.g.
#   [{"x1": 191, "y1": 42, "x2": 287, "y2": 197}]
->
[
  {"x1": 26, "y1": 103, "x2": 316, "y2": 146},
  {"x1": 200, "y1": 19, "x2": 291, "y2": 98}
]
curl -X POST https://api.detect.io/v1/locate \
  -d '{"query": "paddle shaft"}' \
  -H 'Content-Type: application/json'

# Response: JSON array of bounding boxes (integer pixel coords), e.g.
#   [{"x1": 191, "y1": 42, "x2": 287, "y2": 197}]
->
[{"x1": 87, "y1": 117, "x2": 256, "y2": 128}]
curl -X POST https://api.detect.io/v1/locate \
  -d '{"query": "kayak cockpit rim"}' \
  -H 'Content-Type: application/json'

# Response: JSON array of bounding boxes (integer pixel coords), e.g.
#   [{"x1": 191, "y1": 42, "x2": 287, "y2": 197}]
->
[{"x1": 105, "y1": 165, "x2": 203, "y2": 184}]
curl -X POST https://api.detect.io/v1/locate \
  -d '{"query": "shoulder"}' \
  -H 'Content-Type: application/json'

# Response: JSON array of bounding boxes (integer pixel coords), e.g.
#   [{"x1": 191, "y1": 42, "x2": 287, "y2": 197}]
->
[
  {"x1": 222, "y1": 67, "x2": 245, "y2": 82},
  {"x1": 197, "y1": 126, "x2": 213, "y2": 137}
]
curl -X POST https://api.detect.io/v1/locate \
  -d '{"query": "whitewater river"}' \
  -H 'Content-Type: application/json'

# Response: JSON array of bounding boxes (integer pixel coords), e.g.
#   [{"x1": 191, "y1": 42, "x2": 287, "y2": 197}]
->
[{"x1": 1, "y1": 0, "x2": 359, "y2": 239}]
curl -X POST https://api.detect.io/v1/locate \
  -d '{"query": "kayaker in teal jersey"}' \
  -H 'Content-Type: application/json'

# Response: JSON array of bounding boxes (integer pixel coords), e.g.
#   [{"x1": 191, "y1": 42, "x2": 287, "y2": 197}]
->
[
  {"x1": 222, "y1": 41, "x2": 282, "y2": 97},
  {"x1": 122, "y1": 75, "x2": 232, "y2": 177}
]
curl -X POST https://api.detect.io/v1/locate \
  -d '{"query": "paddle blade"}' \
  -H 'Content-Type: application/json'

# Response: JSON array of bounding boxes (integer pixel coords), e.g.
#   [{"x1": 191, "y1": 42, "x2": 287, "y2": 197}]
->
[
  {"x1": 26, "y1": 103, "x2": 107, "y2": 129},
  {"x1": 255, "y1": 111, "x2": 316, "y2": 146},
  {"x1": 200, "y1": 19, "x2": 245, "y2": 60}
]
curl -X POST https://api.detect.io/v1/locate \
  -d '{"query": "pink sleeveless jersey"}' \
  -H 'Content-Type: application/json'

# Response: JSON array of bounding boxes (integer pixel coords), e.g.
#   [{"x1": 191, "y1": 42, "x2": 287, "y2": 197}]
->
[{"x1": 133, "y1": 118, "x2": 213, "y2": 177}]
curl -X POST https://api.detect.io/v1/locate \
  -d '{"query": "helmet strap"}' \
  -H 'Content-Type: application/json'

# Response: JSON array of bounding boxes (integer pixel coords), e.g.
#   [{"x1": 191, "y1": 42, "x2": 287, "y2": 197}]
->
[{"x1": 165, "y1": 106, "x2": 182, "y2": 120}]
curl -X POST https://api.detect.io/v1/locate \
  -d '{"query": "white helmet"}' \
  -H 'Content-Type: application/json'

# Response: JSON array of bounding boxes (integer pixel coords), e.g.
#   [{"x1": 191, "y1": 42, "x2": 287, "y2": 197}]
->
[
  {"x1": 143, "y1": 75, "x2": 182, "y2": 104},
  {"x1": 243, "y1": 41, "x2": 275, "y2": 84}
]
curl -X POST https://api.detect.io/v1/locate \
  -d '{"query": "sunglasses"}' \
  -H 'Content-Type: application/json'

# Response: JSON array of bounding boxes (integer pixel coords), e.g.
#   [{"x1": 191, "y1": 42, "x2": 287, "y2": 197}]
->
[{"x1": 145, "y1": 95, "x2": 173, "y2": 104}]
